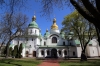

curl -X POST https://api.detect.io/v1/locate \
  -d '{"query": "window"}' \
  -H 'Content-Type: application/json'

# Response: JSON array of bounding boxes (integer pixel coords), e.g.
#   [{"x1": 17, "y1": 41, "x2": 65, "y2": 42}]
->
[
  {"x1": 47, "y1": 50, "x2": 50, "y2": 55},
  {"x1": 26, "y1": 38, "x2": 28, "y2": 41},
  {"x1": 44, "y1": 42, "x2": 46, "y2": 46},
  {"x1": 32, "y1": 38, "x2": 33, "y2": 41},
  {"x1": 73, "y1": 52, "x2": 75, "y2": 56},
  {"x1": 35, "y1": 30, "x2": 36, "y2": 34},
  {"x1": 64, "y1": 50, "x2": 67, "y2": 55},
  {"x1": 26, "y1": 51, "x2": 29, "y2": 54},
  {"x1": 41, "y1": 50, "x2": 44, "y2": 55},
  {"x1": 63, "y1": 42, "x2": 65, "y2": 46},
  {"x1": 58, "y1": 50, "x2": 61, "y2": 55},
  {"x1": 30, "y1": 30, "x2": 32, "y2": 34},
  {"x1": 52, "y1": 37, "x2": 57, "y2": 43},
  {"x1": 70, "y1": 43, "x2": 71, "y2": 45},
  {"x1": 26, "y1": 51, "x2": 29, "y2": 57}
]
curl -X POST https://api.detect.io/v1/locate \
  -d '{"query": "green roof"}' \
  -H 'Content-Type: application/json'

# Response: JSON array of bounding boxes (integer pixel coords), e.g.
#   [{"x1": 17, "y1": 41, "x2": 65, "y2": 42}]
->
[
  {"x1": 88, "y1": 41, "x2": 92, "y2": 44},
  {"x1": 28, "y1": 21, "x2": 39, "y2": 28},
  {"x1": 75, "y1": 39, "x2": 80, "y2": 45},
  {"x1": 9, "y1": 44, "x2": 14, "y2": 47},
  {"x1": 22, "y1": 43, "x2": 26, "y2": 48},
  {"x1": 44, "y1": 31, "x2": 50, "y2": 38},
  {"x1": 69, "y1": 31, "x2": 74, "y2": 35},
  {"x1": 60, "y1": 31, "x2": 65, "y2": 39}
]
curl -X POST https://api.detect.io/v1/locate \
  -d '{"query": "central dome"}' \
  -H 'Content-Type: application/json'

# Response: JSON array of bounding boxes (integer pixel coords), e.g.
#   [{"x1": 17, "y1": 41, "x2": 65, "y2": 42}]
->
[{"x1": 51, "y1": 18, "x2": 58, "y2": 30}]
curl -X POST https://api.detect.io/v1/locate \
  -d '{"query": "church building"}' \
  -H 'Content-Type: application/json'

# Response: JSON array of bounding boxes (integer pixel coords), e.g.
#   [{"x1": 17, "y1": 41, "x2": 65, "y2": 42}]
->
[{"x1": 10, "y1": 15, "x2": 100, "y2": 58}]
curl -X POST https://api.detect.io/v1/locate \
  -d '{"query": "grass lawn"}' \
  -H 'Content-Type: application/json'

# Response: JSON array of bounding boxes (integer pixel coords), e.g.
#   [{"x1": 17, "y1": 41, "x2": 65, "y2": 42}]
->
[
  {"x1": 60, "y1": 59, "x2": 100, "y2": 66},
  {"x1": 0, "y1": 58, "x2": 41, "y2": 66}
]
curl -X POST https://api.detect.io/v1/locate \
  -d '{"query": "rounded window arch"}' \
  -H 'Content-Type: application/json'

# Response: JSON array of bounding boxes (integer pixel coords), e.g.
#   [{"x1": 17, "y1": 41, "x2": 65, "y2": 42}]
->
[
  {"x1": 47, "y1": 50, "x2": 50, "y2": 55},
  {"x1": 52, "y1": 37, "x2": 57, "y2": 43},
  {"x1": 64, "y1": 50, "x2": 67, "y2": 55},
  {"x1": 41, "y1": 50, "x2": 44, "y2": 55},
  {"x1": 58, "y1": 50, "x2": 61, "y2": 55}
]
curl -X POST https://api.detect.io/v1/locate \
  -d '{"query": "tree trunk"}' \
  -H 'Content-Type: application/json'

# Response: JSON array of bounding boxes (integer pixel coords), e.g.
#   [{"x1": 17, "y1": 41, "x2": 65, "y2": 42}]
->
[{"x1": 81, "y1": 50, "x2": 87, "y2": 61}]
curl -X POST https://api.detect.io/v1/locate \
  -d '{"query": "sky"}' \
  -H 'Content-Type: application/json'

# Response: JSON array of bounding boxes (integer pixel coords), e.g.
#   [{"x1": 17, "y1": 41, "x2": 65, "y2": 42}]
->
[{"x1": 0, "y1": 0, "x2": 73, "y2": 36}]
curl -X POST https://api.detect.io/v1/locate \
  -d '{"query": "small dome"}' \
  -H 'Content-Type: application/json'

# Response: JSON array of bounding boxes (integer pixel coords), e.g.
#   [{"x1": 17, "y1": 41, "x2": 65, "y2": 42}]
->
[
  {"x1": 46, "y1": 29, "x2": 48, "y2": 32},
  {"x1": 29, "y1": 15, "x2": 39, "y2": 28},
  {"x1": 28, "y1": 21, "x2": 38, "y2": 28},
  {"x1": 44, "y1": 31, "x2": 50, "y2": 38},
  {"x1": 69, "y1": 31, "x2": 74, "y2": 35}
]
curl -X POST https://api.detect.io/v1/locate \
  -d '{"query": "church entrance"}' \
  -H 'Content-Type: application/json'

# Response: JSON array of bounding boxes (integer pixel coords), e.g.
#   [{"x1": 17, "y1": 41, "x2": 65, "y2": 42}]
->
[
  {"x1": 51, "y1": 48, "x2": 58, "y2": 58},
  {"x1": 33, "y1": 51, "x2": 36, "y2": 57}
]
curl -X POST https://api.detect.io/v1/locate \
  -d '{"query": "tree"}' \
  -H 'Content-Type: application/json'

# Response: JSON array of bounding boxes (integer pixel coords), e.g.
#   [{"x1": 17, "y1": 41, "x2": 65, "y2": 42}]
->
[
  {"x1": 0, "y1": 13, "x2": 28, "y2": 58},
  {"x1": 62, "y1": 11, "x2": 96, "y2": 61},
  {"x1": 70, "y1": 0, "x2": 100, "y2": 46},
  {"x1": 18, "y1": 43, "x2": 23, "y2": 58},
  {"x1": 13, "y1": 45, "x2": 18, "y2": 58}
]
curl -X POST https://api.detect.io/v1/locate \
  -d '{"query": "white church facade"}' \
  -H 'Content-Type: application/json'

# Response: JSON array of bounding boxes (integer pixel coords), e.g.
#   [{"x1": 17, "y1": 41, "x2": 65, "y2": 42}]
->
[{"x1": 10, "y1": 15, "x2": 100, "y2": 58}]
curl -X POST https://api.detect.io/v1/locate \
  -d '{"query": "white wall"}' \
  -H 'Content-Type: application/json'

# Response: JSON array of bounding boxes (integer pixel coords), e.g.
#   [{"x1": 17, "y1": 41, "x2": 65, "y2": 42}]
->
[{"x1": 28, "y1": 28, "x2": 39, "y2": 36}]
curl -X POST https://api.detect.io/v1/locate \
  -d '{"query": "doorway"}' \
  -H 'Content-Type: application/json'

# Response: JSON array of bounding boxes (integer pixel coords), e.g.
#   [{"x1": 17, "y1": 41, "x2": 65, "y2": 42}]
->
[
  {"x1": 33, "y1": 51, "x2": 36, "y2": 57},
  {"x1": 51, "y1": 48, "x2": 58, "y2": 58}
]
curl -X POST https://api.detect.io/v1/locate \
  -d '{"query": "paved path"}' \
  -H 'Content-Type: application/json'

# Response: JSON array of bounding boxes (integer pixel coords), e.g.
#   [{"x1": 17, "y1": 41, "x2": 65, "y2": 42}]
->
[{"x1": 38, "y1": 59, "x2": 60, "y2": 66}]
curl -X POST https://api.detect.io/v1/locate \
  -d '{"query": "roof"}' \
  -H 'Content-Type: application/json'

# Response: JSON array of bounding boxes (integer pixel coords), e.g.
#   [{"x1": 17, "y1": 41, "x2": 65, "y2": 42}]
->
[
  {"x1": 44, "y1": 31, "x2": 50, "y2": 38},
  {"x1": 39, "y1": 45, "x2": 67, "y2": 48},
  {"x1": 9, "y1": 44, "x2": 14, "y2": 47},
  {"x1": 28, "y1": 21, "x2": 39, "y2": 28},
  {"x1": 74, "y1": 39, "x2": 80, "y2": 45},
  {"x1": 60, "y1": 31, "x2": 65, "y2": 39}
]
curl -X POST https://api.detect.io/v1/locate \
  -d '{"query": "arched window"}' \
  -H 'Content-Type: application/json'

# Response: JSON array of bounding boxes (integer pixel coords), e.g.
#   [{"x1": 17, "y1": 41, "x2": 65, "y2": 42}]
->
[
  {"x1": 70, "y1": 43, "x2": 71, "y2": 45},
  {"x1": 30, "y1": 30, "x2": 32, "y2": 34},
  {"x1": 41, "y1": 50, "x2": 44, "y2": 55},
  {"x1": 26, "y1": 51, "x2": 29, "y2": 57},
  {"x1": 44, "y1": 42, "x2": 46, "y2": 46},
  {"x1": 47, "y1": 50, "x2": 50, "y2": 55},
  {"x1": 63, "y1": 42, "x2": 65, "y2": 46},
  {"x1": 64, "y1": 50, "x2": 67, "y2": 55},
  {"x1": 35, "y1": 30, "x2": 36, "y2": 34},
  {"x1": 32, "y1": 38, "x2": 33, "y2": 41},
  {"x1": 52, "y1": 37, "x2": 57, "y2": 43},
  {"x1": 73, "y1": 51, "x2": 75, "y2": 56},
  {"x1": 58, "y1": 50, "x2": 61, "y2": 55}
]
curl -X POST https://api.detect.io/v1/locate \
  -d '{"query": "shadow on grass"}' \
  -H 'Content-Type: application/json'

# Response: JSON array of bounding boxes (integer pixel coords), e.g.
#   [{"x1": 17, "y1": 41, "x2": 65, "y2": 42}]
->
[
  {"x1": 0, "y1": 59, "x2": 40, "y2": 66},
  {"x1": 59, "y1": 60, "x2": 100, "y2": 66}
]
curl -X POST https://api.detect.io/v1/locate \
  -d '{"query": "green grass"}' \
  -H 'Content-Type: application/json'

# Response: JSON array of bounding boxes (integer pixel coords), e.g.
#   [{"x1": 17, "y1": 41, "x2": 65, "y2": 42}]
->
[
  {"x1": 60, "y1": 60, "x2": 100, "y2": 66},
  {"x1": 0, "y1": 58, "x2": 41, "y2": 66}
]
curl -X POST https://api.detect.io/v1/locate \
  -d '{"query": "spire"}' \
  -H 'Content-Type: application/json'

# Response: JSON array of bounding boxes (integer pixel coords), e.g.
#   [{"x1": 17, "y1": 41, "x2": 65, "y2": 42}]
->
[{"x1": 32, "y1": 11, "x2": 36, "y2": 21}]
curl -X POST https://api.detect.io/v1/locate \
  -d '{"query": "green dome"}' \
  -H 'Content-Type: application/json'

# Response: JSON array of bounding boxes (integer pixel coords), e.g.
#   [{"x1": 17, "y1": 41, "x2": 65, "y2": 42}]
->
[
  {"x1": 44, "y1": 32, "x2": 50, "y2": 38},
  {"x1": 28, "y1": 21, "x2": 39, "y2": 28},
  {"x1": 60, "y1": 31, "x2": 65, "y2": 39},
  {"x1": 69, "y1": 31, "x2": 74, "y2": 35}
]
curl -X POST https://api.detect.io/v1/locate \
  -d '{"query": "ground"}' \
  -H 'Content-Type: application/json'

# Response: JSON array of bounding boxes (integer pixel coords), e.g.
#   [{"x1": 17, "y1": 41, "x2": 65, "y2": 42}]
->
[{"x1": 0, "y1": 57, "x2": 100, "y2": 66}]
